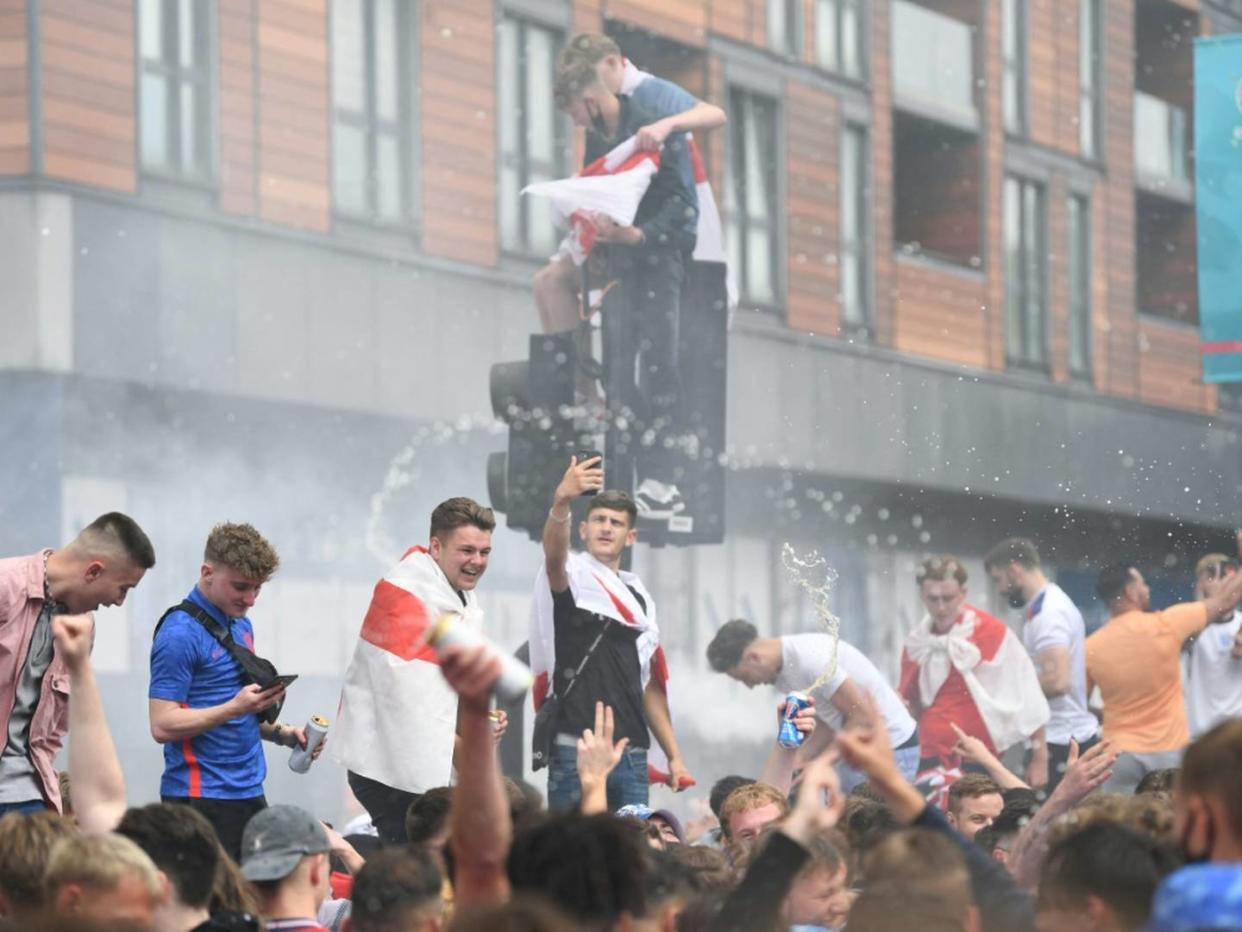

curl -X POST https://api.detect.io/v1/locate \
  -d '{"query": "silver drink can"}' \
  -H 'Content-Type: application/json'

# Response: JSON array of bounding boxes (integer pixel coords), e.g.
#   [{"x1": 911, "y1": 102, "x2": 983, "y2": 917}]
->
[
  {"x1": 427, "y1": 615, "x2": 534, "y2": 704},
  {"x1": 288, "y1": 715, "x2": 329, "y2": 774}
]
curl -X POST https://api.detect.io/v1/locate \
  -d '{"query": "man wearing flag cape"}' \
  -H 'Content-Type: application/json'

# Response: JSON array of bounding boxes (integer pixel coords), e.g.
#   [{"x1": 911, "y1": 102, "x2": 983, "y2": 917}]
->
[
  {"x1": 530, "y1": 455, "x2": 694, "y2": 810},
  {"x1": 333, "y1": 497, "x2": 499, "y2": 845}
]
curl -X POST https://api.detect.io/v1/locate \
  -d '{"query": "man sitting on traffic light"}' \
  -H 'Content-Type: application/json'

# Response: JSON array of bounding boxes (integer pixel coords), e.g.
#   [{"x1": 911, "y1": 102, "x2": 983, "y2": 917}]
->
[{"x1": 552, "y1": 58, "x2": 699, "y2": 520}]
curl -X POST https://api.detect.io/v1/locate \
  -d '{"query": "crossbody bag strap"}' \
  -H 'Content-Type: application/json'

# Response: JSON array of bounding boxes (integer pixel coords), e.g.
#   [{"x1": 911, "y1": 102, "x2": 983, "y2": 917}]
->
[{"x1": 554, "y1": 617, "x2": 612, "y2": 704}]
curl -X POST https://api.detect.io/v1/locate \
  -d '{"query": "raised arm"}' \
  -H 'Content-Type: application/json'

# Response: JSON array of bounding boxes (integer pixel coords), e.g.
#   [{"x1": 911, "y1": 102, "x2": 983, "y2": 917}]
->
[
  {"x1": 442, "y1": 642, "x2": 510, "y2": 905},
  {"x1": 759, "y1": 697, "x2": 817, "y2": 793},
  {"x1": 950, "y1": 722, "x2": 1030, "y2": 792},
  {"x1": 55, "y1": 614, "x2": 126, "y2": 833},
  {"x1": 542, "y1": 457, "x2": 602, "y2": 592},
  {"x1": 577, "y1": 702, "x2": 629, "y2": 815}
]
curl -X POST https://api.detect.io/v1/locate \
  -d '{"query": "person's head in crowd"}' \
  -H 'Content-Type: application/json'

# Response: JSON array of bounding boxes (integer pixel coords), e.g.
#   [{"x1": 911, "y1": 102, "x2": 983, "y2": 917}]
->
[
  {"x1": 777, "y1": 829, "x2": 852, "y2": 931},
  {"x1": 1136, "y1": 768, "x2": 1180, "y2": 800},
  {"x1": 571, "y1": 490, "x2": 639, "y2": 566},
  {"x1": 1095, "y1": 563, "x2": 1151, "y2": 614},
  {"x1": 116, "y1": 803, "x2": 220, "y2": 932},
  {"x1": 1193, "y1": 553, "x2": 1237, "y2": 600},
  {"x1": 239, "y1": 805, "x2": 332, "y2": 922},
  {"x1": 674, "y1": 890, "x2": 729, "y2": 932},
  {"x1": 616, "y1": 805, "x2": 687, "y2": 847},
  {"x1": 708, "y1": 775, "x2": 754, "y2": 823},
  {"x1": 1049, "y1": 793, "x2": 1175, "y2": 850},
  {"x1": 0, "y1": 811, "x2": 78, "y2": 921},
  {"x1": 505, "y1": 778, "x2": 545, "y2": 833},
  {"x1": 917, "y1": 556, "x2": 971, "y2": 634},
  {"x1": 44, "y1": 832, "x2": 166, "y2": 930},
  {"x1": 1036, "y1": 821, "x2": 1182, "y2": 932},
  {"x1": 209, "y1": 845, "x2": 264, "y2": 920},
  {"x1": 847, "y1": 782, "x2": 887, "y2": 805},
  {"x1": 851, "y1": 829, "x2": 977, "y2": 932},
  {"x1": 46, "y1": 512, "x2": 155, "y2": 614},
  {"x1": 407, "y1": 785, "x2": 455, "y2": 873},
  {"x1": 1175, "y1": 718, "x2": 1242, "y2": 863},
  {"x1": 975, "y1": 795, "x2": 1037, "y2": 871},
  {"x1": 199, "y1": 522, "x2": 280, "y2": 619},
  {"x1": 665, "y1": 845, "x2": 733, "y2": 892},
  {"x1": 343, "y1": 847, "x2": 443, "y2": 932},
  {"x1": 643, "y1": 848, "x2": 701, "y2": 930},
  {"x1": 507, "y1": 813, "x2": 648, "y2": 930},
  {"x1": 947, "y1": 774, "x2": 1004, "y2": 842},
  {"x1": 705, "y1": 620, "x2": 781, "y2": 687},
  {"x1": 718, "y1": 782, "x2": 790, "y2": 870},
  {"x1": 446, "y1": 894, "x2": 578, "y2": 932},
  {"x1": 428, "y1": 498, "x2": 495, "y2": 593},
  {"x1": 840, "y1": 797, "x2": 899, "y2": 874},
  {"x1": 559, "y1": 32, "x2": 627, "y2": 95},
  {"x1": 984, "y1": 537, "x2": 1045, "y2": 609},
  {"x1": 554, "y1": 58, "x2": 621, "y2": 136}
]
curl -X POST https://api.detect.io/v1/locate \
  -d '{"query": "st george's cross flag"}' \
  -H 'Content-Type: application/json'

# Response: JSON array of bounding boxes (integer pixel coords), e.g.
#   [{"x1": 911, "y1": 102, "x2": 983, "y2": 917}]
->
[{"x1": 333, "y1": 546, "x2": 483, "y2": 793}]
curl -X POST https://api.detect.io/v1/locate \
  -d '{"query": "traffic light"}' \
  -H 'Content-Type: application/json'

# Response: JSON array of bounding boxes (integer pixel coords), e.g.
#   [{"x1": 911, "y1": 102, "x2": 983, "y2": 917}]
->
[{"x1": 487, "y1": 332, "x2": 585, "y2": 539}]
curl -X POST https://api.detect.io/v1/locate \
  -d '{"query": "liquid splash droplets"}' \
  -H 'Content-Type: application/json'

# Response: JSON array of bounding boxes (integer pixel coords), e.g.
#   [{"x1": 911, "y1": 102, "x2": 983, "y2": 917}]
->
[{"x1": 780, "y1": 543, "x2": 842, "y2": 691}]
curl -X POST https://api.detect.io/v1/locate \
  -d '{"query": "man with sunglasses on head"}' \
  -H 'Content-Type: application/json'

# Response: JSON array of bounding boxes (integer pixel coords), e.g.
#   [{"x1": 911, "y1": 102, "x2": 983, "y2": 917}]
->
[{"x1": 899, "y1": 556, "x2": 1049, "y2": 777}]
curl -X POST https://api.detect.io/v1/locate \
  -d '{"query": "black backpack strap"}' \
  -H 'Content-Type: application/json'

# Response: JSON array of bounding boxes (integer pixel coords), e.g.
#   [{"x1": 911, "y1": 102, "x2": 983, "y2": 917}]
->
[{"x1": 154, "y1": 600, "x2": 234, "y2": 646}]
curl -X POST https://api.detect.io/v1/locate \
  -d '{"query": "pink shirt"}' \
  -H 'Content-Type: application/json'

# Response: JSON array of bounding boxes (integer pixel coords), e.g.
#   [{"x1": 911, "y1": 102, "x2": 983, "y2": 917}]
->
[{"x1": 0, "y1": 551, "x2": 87, "y2": 811}]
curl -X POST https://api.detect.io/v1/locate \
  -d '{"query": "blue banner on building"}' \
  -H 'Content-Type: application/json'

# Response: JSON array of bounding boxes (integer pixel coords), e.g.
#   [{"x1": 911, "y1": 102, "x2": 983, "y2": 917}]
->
[{"x1": 1194, "y1": 36, "x2": 1242, "y2": 383}]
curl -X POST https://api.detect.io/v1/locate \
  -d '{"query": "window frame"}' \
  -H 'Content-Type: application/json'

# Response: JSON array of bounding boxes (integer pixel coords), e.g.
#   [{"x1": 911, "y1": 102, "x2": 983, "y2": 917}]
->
[
  {"x1": 1003, "y1": 175, "x2": 1048, "y2": 369},
  {"x1": 137, "y1": 0, "x2": 216, "y2": 184},
  {"x1": 1066, "y1": 193, "x2": 1093, "y2": 379},
  {"x1": 814, "y1": 0, "x2": 866, "y2": 80},
  {"x1": 497, "y1": 14, "x2": 569, "y2": 258},
  {"x1": 726, "y1": 85, "x2": 784, "y2": 313},
  {"x1": 330, "y1": 0, "x2": 414, "y2": 226},
  {"x1": 767, "y1": 0, "x2": 803, "y2": 59},
  {"x1": 1002, "y1": 0, "x2": 1028, "y2": 136},
  {"x1": 1078, "y1": 0, "x2": 1101, "y2": 159},
  {"x1": 839, "y1": 122, "x2": 870, "y2": 333}
]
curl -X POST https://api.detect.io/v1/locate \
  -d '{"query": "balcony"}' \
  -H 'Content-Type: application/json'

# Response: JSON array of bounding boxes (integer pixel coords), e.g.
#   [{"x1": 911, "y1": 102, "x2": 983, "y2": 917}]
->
[
  {"x1": 1134, "y1": 91, "x2": 1191, "y2": 200},
  {"x1": 892, "y1": 0, "x2": 977, "y2": 130}
]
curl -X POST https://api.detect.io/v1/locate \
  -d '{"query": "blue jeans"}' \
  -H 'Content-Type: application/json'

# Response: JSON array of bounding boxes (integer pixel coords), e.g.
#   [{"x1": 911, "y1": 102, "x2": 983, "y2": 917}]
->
[
  {"x1": 838, "y1": 743, "x2": 921, "y2": 794},
  {"x1": 547, "y1": 739, "x2": 649, "y2": 812},
  {"x1": 0, "y1": 799, "x2": 47, "y2": 817}
]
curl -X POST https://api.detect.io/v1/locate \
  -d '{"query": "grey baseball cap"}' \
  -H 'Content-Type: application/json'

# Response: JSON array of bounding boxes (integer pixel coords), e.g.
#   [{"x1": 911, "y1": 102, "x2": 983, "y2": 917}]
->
[{"x1": 240, "y1": 804, "x2": 331, "y2": 882}]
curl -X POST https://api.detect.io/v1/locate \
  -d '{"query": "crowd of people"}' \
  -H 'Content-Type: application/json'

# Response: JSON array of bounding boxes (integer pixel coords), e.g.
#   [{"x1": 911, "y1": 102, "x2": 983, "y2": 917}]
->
[{"x1": 3, "y1": 26, "x2": 1242, "y2": 932}]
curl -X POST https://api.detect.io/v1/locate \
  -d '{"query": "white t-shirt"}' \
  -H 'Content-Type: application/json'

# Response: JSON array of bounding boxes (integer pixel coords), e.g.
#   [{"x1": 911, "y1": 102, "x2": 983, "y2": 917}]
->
[
  {"x1": 774, "y1": 633, "x2": 917, "y2": 748},
  {"x1": 1023, "y1": 583, "x2": 1099, "y2": 745},
  {"x1": 1183, "y1": 610, "x2": 1242, "y2": 738}
]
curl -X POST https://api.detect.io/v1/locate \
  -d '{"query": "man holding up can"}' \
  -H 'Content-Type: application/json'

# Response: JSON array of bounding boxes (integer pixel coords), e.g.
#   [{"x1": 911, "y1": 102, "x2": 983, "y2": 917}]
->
[
  {"x1": 529, "y1": 456, "x2": 694, "y2": 811},
  {"x1": 335, "y1": 497, "x2": 505, "y2": 845}
]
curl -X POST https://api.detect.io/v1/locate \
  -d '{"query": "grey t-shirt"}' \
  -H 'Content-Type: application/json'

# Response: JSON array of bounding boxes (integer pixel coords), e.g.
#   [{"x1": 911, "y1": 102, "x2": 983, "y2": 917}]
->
[{"x1": 0, "y1": 596, "x2": 57, "y2": 804}]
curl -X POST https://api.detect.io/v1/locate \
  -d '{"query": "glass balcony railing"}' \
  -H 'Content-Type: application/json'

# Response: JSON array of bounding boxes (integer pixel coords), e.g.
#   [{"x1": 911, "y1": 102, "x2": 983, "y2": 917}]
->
[
  {"x1": 1134, "y1": 91, "x2": 1189, "y2": 186},
  {"x1": 892, "y1": 0, "x2": 976, "y2": 124}
]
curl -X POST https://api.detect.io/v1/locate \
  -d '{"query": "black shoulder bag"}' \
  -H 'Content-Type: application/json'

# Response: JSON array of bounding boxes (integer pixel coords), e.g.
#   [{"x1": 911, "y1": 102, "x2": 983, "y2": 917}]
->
[
  {"x1": 154, "y1": 601, "x2": 286, "y2": 725},
  {"x1": 531, "y1": 618, "x2": 611, "y2": 771}
]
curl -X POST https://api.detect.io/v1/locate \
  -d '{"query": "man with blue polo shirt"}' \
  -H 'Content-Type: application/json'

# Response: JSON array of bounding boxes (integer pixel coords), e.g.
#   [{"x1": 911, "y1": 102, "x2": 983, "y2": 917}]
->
[{"x1": 148, "y1": 522, "x2": 317, "y2": 860}]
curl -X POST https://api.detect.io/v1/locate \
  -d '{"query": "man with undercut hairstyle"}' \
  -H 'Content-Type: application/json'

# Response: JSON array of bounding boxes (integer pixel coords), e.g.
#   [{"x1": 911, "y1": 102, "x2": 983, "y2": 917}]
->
[
  {"x1": 149, "y1": 523, "x2": 317, "y2": 861},
  {"x1": 0, "y1": 511, "x2": 154, "y2": 814},
  {"x1": 344, "y1": 847, "x2": 443, "y2": 932}
]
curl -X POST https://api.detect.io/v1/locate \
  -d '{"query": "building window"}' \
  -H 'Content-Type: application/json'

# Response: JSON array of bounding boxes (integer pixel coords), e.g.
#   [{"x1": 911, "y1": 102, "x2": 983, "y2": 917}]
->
[
  {"x1": 726, "y1": 88, "x2": 780, "y2": 308},
  {"x1": 1067, "y1": 194, "x2": 1092, "y2": 376},
  {"x1": 815, "y1": 0, "x2": 864, "y2": 79},
  {"x1": 1002, "y1": 0, "x2": 1027, "y2": 135},
  {"x1": 138, "y1": 0, "x2": 212, "y2": 179},
  {"x1": 1079, "y1": 0, "x2": 1100, "y2": 158},
  {"x1": 1004, "y1": 176, "x2": 1046, "y2": 367},
  {"x1": 768, "y1": 0, "x2": 801, "y2": 58},
  {"x1": 332, "y1": 0, "x2": 409, "y2": 222},
  {"x1": 840, "y1": 124, "x2": 868, "y2": 330},
  {"x1": 499, "y1": 17, "x2": 565, "y2": 256}
]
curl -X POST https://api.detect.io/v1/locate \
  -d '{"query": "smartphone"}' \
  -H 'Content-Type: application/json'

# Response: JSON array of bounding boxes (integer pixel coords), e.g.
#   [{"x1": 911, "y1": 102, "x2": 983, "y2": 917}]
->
[
  {"x1": 266, "y1": 674, "x2": 298, "y2": 691},
  {"x1": 575, "y1": 450, "x2": 603, "y2": 497}
]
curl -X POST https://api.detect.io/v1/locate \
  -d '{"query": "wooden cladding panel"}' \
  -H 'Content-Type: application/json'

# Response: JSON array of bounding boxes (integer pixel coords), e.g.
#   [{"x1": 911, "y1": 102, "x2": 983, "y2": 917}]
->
[
  {"x1": 606, "y1": 0, "x2": 707, "y2": 47},
  {"x1": 710, "y1": 0, "x2": 759, "y2": 44},
  {"x1": 573, "y1": 0, "x2": 604, "y2": 34},
  {"x1": 256, "y1": 0, "x2": 328, "y2": 231},
  {"x1": 0, "y1": 1, "x2": 28, "y2": 174},
  {"x1": 219, "y1": 0, "x2": 257, "y2": 216},
  {"x1": 1137, "y1": 319, "x2": 1213, "y2": 413},
  {"x1": 39, "y1": 0, "x2": 135, "y2": 191},
  {"x1": 420, "y1": 0, "x2": 497, "y2": 265},
  {"x1": 785, "y1": 81, "x2": 838, "y2": 336},
  {"x1": 892, "y1": 259, "x2": 990, "y2": 369},
  {"x1": 1027, "y1": 0, "x2": 1057, "y2": 150},
  {"x1": 1052, "y1": 0, "x2": 1080, "y2": 156}
]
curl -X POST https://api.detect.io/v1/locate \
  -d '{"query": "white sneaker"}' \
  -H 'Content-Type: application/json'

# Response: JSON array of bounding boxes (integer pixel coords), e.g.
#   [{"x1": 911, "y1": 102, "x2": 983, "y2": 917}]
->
[{"x1": 635, "y1": 479, "x2": 686, "y2": 520}]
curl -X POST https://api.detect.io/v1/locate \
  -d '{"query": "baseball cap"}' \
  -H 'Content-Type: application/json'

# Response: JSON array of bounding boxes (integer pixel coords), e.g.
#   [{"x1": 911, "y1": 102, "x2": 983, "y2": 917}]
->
[
  {"x1": 615, "y1": 804, "x2": 687, "y2": 844},
  {"x1": 240, "y1": 804, "x2": 332, "y2": 882}
]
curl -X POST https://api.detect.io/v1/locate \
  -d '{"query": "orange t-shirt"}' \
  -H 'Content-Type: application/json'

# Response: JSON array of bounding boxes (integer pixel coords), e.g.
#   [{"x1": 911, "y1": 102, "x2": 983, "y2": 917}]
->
[{"x1": 1085, "y1": 602, "x2": 1208, "y2": 753}]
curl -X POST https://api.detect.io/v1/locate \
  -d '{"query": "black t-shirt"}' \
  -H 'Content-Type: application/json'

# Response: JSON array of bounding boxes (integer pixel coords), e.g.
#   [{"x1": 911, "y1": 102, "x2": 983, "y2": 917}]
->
[{"x1": 550, "y1": 587, "x2": 649, "y2": 749}]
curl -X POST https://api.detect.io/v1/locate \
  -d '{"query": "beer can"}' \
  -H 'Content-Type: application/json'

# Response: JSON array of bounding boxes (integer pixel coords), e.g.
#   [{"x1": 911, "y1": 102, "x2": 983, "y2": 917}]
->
[
  {"x1": 288, "y1": 715, "x2": 329, "y2": 774},
  {"x1": 427, "y1": 615, "x2": 534, "y2": 704},
  {"x1": 777, "y1": 692, "x2": 811, "y2": 750}
]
